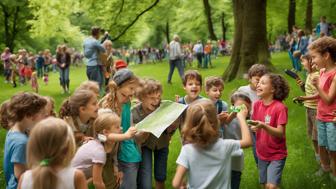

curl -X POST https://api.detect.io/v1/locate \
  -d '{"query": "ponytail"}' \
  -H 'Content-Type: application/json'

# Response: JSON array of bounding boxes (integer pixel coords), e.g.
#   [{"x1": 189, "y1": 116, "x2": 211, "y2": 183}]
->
[
  {"x1": 58, "y1": 99, "x2": 71, "y2": 119},
  {"x1": 100, "y1": 80, "x2": 121, "y2": 115},
  {"x1": 32, "y1": 166, "x2": 58, "y2": 189}
]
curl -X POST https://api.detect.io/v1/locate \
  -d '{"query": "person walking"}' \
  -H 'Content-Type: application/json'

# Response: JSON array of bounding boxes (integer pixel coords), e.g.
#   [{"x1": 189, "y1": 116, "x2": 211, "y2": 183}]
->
[{"x1": 167, "y1": 34, "x2": 184, "y2": 84}]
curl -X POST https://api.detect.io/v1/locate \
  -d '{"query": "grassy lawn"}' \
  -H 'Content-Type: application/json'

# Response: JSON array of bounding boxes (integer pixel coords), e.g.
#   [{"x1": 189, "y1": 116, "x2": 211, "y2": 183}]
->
[{"x1": 0, "y1": 52, "x2": 335, "y2": 188}]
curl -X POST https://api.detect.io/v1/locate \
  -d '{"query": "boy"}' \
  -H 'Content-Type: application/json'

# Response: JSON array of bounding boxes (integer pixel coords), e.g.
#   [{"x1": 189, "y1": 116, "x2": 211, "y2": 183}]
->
[
  {"x1": 132, "y1": 79, "x2": 172, "y2": 189},
  {"x1": 237, "y1": 64, "x2": 268, "y2": 165},
  {"x1": 176, "y1": 70, "x2": 203, "y2": 104},
  {"x1": 205, "y1": 76, "x2": 228, "y2": 137}
]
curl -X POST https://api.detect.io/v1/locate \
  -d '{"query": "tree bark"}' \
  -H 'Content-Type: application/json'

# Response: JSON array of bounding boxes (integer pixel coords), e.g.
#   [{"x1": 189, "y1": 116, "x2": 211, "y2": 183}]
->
[
  {"x1": 221, "y1": 12, "x2": 226, "y2": 41},
  {"x1": 202, "y1": 0, "x2": 217, "y2": 40},
  {"x1": 223, "y1": 0, "x2": 271, "y2": 81},
  {"x1": 305, "y1": 0, "x2": 312, "y2": 33},
  {"x1": 165, "y1": 20, "x2": 170, "y2": 43},
  {"x1": 287, "y1": 0, "x2": 296, "y2": 33}
]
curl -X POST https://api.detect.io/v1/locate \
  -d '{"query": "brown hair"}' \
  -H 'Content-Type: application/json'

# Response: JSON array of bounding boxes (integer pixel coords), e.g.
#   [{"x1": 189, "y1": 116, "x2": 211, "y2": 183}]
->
[
  {"x1": 100, "y1": 77, "x2": 139, "y2": 115},
  {"x1": 248, "y1": 64, "x2": 268, "y2": 78},
  {"x1": 59, "y1": 89, "x2": 96, "y2": 119},
  {"x1": 265, "y1": 74, "x2": 290, "y2": 101},
  {"x1": 76, "y1": 80, "x2": 100, "y2": 96},
  {"x1": 205, "y1": 76, "x2": 224, "y2": 91},
  {"x1": 27, "y1": 117, "x2": 76, "y2": 189},
  {"x1": 136, "y1": 79, "x2": 162, "y2": 100},
  {"x1": 44, "y1": 96, "x2": 56, "y2": 117},
  {"x1": 300, "y1": 54, "x2": 313, "y2": 72},
  {"x1": 182, "y1": 99, "x2": 219, "y2": 148},
  {"x1": 308, "y1": 36, "x2": 336, "y2": 62},
  {"x1": 91, "y1": 26, "x2": 101, "y2": 36},
  {"x1": 183, "y1": 70, "x2": 202, "y2": 86},
  {"x1": 7, "y1": 92, "x2": 47, "y2": 122},
  {"x1": 230, "y1": 92, "x2": 252, "y2": 105},
  {"x1": 0, "y1": 100, "x2": 11, "y2": 130}
]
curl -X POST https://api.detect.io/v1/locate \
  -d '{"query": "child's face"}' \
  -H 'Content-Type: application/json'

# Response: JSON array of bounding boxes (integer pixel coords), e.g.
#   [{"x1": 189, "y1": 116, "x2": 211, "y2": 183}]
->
[
  {"x1": 184, "y1": 78, "x2": 201, "y2": 100},
  {"x1": 301, "y1": 58, "x2": 311, "y2": 71},
  {"x1": 206, "y1": 85, "x2": 223, "y2": 102},
  {"x1": 141, "y1": 92, "x2": 162, "y2": 113},
  {"x1": 310, "y1": 50, "x2": 326, "y2": 70},
  {"x1": 117, "y1": 83, "x2": 138, "y2": 104},
  {"x1": 80, "y1": 96, "x2": 99, "y2": 119},
  {"x1": 45, "y1": 101, "x2": 54, "y2": 117},
  {"x1": 249, "y1": 76, "x2": 261, "y2": 90},
  {"x1": 234, "y1": 99, "x2": 251, "y2": 114},
  {"x1": 256, "y1": 75, "x2": 274, "y2": 99},
  {"x1": 110, "y1": 120, "x2": 122, "y2": 134}
]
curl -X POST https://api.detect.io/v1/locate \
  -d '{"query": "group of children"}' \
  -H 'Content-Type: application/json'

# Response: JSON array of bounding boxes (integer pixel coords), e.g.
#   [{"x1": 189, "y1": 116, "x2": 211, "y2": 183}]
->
[{"x1": 1, "y1": 36, "x2": 336, "y2": 189}]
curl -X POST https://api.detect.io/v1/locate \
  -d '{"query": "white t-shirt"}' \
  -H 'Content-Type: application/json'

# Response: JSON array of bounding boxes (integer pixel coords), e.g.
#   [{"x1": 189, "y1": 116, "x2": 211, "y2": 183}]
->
[
  {"x1": 71, "y1": 139, "x2": 106, "y2": 179},
  {"x1": 176, "y1": 139, "x2": 240, "y2": 189},
  {"x1": 21, "y1": 167, "x2": 76, "y2": 189},
  {"x1": 238, "y1": 85, "x2": 259, "y2": 114}
]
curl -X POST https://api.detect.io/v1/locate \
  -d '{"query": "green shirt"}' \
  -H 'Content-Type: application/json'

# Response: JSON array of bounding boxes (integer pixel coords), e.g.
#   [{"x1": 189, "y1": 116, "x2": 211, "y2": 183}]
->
[{"x1": 118, "y1": 102, "x2": 141, "y2": 163}]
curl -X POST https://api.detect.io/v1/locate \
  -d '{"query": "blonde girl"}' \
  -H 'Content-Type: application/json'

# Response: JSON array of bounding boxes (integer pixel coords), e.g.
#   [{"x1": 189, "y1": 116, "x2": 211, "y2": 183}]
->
[
  {"x1": 59, "y1": 89, "x2": 99, "y2": 146},
  {"x1": 18, "y1": 117, "x2": 87, "y2": 189},
  {"x1": 172, "y1": 99, "x2": 252, "y2": 189}
]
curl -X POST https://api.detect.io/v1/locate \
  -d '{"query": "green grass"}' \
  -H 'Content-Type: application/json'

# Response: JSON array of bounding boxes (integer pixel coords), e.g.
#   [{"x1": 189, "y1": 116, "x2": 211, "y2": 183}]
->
[{"x1": 0, "y1": 53, "x2": 335, "y2": 188}]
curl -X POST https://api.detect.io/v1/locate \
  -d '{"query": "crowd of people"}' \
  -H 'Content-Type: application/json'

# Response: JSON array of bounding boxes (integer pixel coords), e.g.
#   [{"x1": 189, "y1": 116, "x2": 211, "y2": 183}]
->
[{"x1": 1, "y1": 17, "x2": 336, "y2": 189}]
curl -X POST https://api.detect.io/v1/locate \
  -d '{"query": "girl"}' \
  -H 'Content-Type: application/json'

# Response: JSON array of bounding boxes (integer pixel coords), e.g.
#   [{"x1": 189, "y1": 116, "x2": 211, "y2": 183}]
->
[
  {"x1": 3, "y1": 92, "x2": 48, "y2": 189},
  {"x1": 76, "y1": 80, "x2": 100, "y2": 97},
  {"x1": 100, "y1": 69, "x2": 140, "y2": 189},
  {"x1": 56, "y1": 44, "x2": 71, "y2": 94},
  {"x1": 294, "y1": 54, "x2": 320, "y2": 162},
  {"x1": 172, "y1": 99, "x2": 252, "y2": 189},
  {"x1": 18, "y1": 117, "x2": 87, "y2": 189},
  {"x1": 223, "y1": 92, "x2": 252, "y2": 189},
  {"x1": 31, "y1": 69, "x2": 38, "y2": 93},
  {"x1": 306, "y1": 37, "x2": 336, "y2": 180},
  {"x1": 44, "y1": 96, "x2": 56, "y2": 117},
  {"x1": 251, "y1": 73, "x2": 290, "y2": 189},
  {"x1": 59, "y1": 89, "x2": 99, "y2": 146}
]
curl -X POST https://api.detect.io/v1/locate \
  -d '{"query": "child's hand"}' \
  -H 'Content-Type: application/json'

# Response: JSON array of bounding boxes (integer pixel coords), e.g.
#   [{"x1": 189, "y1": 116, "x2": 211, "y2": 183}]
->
[
  {"x1": 236, "y1": 104, "x2": 248, "y2": 120},
  {"x1": 218, "y1": 111, "x2": 230, "y2": 123},
  {"x1": 249, "y1": 121, "x2": 265, "y2": 132},
  {"x1": 115, "y1": 171, "x2": 123, "y2": 185},
  {"x1": 125, "y1": 126, "x2": 137, "y2": 139},
  {"x1": 296, "y1": 79, "x2": 304, "y2": 86}
]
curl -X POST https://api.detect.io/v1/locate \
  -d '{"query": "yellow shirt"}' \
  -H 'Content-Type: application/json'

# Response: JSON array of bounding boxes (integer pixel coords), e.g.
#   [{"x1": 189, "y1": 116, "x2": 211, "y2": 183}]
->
[{"x1": 304, "y1": 72, "x2": 319, "y2": 109}]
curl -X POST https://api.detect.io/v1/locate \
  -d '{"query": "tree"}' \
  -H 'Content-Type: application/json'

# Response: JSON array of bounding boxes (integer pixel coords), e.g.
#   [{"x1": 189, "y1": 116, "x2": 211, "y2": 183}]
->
[
  {"x1": 305, "y1": 0, "x2": 312, "y2": 33},
  {"x1": 202, "y1": 0, "x2": 217, "y2": 40},
  {"x1": 287, "y1": 0, "x2": 296, "y2": 33},
  {"x1": 223, "y1": 0, "x2": 271, "y2": 81},
  {"x1": 220, "y1": 12, "x2": 227, "y2": 41}
]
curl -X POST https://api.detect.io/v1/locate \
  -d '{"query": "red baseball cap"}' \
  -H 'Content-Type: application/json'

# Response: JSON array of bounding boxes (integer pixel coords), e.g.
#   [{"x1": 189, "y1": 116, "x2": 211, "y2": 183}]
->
[{"x1": 115, "y1": 59, "x2": 127, "y2": 69}]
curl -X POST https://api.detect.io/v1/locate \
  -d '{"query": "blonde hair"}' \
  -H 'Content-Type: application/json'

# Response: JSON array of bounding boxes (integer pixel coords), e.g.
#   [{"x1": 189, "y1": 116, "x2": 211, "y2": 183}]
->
[
  {"x1": 27, "y1": 117, "x2": 76, "y2": 189},
  {"x1": 76, "y1": 80, "x2": 100, "y2": 95},
  {"x1": 182, "y1": 99, "x2": 219, "y2": 148},
  {"x1": 135, "y1": 78, "x2": 162, "y2": 100},
  {"x1": 93, "y1": 112, "x2": 121, "y2": 137},
  {"x1": 100, "y1": 77, "x2": 139, "y2": 115}
]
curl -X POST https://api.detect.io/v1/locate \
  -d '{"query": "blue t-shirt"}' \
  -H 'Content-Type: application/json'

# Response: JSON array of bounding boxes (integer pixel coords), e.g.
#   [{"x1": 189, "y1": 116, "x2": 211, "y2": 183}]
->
[
  {"x1": 4, "y1": 131, "x2": 28, "y2": 189},
  {"x1": 118, "y1": 102, "x2": 141, "y2": 163}
]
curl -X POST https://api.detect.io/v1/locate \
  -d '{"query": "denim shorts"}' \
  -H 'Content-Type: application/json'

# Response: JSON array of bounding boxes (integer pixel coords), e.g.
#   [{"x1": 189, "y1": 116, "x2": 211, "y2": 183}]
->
[
  {"x1": 258, "y1": 158, "x2": 286, "y2": 185},
  {"x1": 317, "y1": 120, "x2": 336, "y2": 151}
]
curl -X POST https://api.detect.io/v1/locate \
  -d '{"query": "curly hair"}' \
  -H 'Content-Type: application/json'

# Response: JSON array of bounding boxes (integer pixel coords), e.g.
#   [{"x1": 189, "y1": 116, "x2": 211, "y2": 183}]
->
[
  {"x1": 7, "y1": 92, "x2": 47, "y2": 122},
  {"x1": 135, "y1": 78, "x2": 162, "y2": 100},
  {"x1": 205, "y1": 76, "x2": 224, "y2": 91},
  {"x1": 183, "y1": 70, "x2": 202, "y2": 86},
  {"x1": 248, "y1": 64, "x2": 269, "y2": 78},
  {"x1": 266, "y1": 74, "x2": 290, "y2": 101},
  {"x1": 0, "y1": 100, "x2": 11, "y2": 130},
  {"x1": 308, "y1": 36, "x2": 336, "y2": 62},
  {"x1": 182, "y1": 99, "x2": 219, "y2": 148}
]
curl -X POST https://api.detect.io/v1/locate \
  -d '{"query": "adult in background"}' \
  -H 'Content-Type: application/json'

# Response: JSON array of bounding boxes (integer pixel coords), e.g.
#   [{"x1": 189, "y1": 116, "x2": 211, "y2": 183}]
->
[
  {"x1": 56, "y1": 45, "x2": 71, "y2": 94},
  {"x1": 83, "y1": 26, "x2": 106, "y2": 89},
  {"x1": 315, "y1": 16, "x2": 331, "y2": 37},
  {"x1": 193, "y1": 40, "x2": 203, "y2": 68},
  {"x1": 167, "y1": 34, "x2": 184, "y2": 84},
  {"x1": 1, "y1": 47, "x2": 11, "y2": 83}
]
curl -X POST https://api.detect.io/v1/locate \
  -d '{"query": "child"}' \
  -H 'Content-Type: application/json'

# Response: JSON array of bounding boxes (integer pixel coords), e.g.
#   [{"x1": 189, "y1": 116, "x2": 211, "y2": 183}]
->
[
  {"x1": 44, "y1": 96, "x2": 56, "y2": 117},
  {"x1": 9, "y1": 54, "x2": 18, "y2": 88},
  {"x1": 76, "y1": 80, "x2": 100, "y2": 97},
  {"x1": 18, "y1": 117, "x2": 87, "y2": 189},
  {"x1": 294, "y1": 54, "x2": 320, "y2": 162},
  {"x1": 3, "y1": 92, "x2": 48, "y2": 189},
  {"x1": 251, "y1": 73, "x2": 290, "y2": 189},
  {"x1": 205, "y1": 76, "x2": 228, "y2": 137},
  {"x1": 59, "y1": 89, "x2": 99, "y2": 146},
  {"x1": 43, "y1": 73, "x2": 49, "y2": 85},
  {"x1": 238, "y1": 64, "x2": 268, "y2": 165},
  {"x1": 72, "y1": 111, "x2": 135, "y2": 189},
  {"x1": 223, "y1": 92, "x2": 252, "y2": 189},
  {"x1": 133, "y1": 79, "x2": 172, "y2": 189},
  {"x1": 176, "y1": 70, "x2": 203, "y2": 105},
  {"x1": 31, "y1": 70, "x2": 38, "y2": 93},
  {"x1": 0, "y1": 100, "x2": 11, "y2": 130},
  {"x1": 307, "y1": 37, "x2": 336, "y2": 180},
  {"x1": 100, "y1": 69, "x2": 140, "y2": 189},
  {"x1": 172, "y1": 99, "x2": 252, "y2": 189}
]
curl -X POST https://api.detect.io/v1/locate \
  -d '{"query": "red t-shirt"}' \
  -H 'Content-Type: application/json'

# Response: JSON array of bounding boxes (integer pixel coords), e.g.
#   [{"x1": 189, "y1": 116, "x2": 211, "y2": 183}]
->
[
  {"x1": 317, "y1": 69, "x2": 336, "y2": 122},
  {"x1": 252, "y1": 100, "x2": 288, "y2": 161}
]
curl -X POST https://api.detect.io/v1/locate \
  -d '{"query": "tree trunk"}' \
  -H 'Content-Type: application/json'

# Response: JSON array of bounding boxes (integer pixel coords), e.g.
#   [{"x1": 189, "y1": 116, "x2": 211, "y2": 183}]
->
[
  {"x1": 287, "y1": 0, "x2": 296, "y2": 33},
  {"x1": 221, "y1": 12, "x2": 226, "y2": 41},
  {"x1": 223, "y1": 0, "x2": 271, "y2": 81},
  {"x1": 202, "y1": 0, "x2": 217, "y2": 40},
  {"x1": 305, "y1": 0, "x2": 312, "y2": 33},
  {"x1": 165, "y1": 20, "x2": 170, "y2": 43}
]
